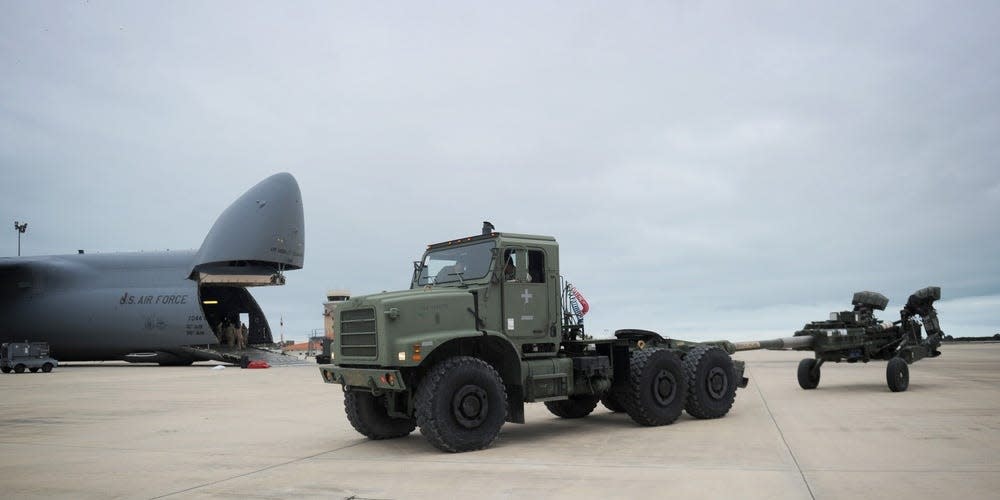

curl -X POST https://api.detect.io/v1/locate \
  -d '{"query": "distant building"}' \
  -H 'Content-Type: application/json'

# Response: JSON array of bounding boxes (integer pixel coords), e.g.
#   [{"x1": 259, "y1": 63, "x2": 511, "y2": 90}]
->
[
  {"x1": 323, "y1": 289, "x2": 351, "y2": 340},
  {"x1": 282, "y1": 337, "x2": 324, "y2": 355}
]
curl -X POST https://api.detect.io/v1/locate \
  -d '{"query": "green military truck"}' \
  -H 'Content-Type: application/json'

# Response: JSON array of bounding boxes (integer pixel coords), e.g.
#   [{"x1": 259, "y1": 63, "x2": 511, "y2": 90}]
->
[{"x1": 319, "y1": 224, "x2": 748, "y2": 452}]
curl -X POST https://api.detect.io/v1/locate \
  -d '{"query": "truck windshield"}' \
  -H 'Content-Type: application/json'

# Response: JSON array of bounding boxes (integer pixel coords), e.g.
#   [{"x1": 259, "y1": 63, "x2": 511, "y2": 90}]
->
[{"x1": 415, "y1": 240, "x2": 495, "y2": 286}]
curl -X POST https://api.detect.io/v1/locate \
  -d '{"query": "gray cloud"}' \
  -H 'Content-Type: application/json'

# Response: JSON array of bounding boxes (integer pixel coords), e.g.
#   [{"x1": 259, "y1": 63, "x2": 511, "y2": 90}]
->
[{"x1": 2, "y1": 1, "x2": 998, "y2": 341}]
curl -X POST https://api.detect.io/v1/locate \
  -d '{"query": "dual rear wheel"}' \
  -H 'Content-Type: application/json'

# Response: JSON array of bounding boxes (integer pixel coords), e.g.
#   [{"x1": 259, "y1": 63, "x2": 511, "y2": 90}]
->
[{"x1": 619, "y1": 346, "x2": 737, "y2": 426}]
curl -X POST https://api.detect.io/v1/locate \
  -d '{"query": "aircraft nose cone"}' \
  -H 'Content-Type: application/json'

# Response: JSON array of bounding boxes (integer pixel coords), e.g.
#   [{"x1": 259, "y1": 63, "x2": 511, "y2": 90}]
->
[{"x1": 192, "y1": 172, "x2": 305, "y2": 272}]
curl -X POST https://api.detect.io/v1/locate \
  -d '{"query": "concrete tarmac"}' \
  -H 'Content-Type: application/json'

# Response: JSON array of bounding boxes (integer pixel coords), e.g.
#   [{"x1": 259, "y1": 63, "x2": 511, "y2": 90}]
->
[{"x1": 1, "y1": 344, "x2": 998, "y2": 499}]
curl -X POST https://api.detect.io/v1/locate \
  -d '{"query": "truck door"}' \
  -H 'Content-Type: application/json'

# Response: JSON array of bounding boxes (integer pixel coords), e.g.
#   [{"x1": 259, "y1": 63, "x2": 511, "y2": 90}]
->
[{"x1": 502, "y1": 248, "x2": 551, "y2": 346}]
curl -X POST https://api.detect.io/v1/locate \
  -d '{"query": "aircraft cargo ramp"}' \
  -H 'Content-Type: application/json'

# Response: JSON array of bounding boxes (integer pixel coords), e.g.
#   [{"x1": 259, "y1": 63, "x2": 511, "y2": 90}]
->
[
  {"x1": 0, "y1": 344, "x2": 997, "y2": 499},
  {"x1": 180, "y1": 345, "x2": 310, "y2": 366}
]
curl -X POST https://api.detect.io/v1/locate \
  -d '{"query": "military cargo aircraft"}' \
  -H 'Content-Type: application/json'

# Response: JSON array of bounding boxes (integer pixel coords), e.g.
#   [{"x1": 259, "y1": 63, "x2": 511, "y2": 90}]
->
[{"x1": 0, "y1": 173, "x2": 304, "y2": 365}]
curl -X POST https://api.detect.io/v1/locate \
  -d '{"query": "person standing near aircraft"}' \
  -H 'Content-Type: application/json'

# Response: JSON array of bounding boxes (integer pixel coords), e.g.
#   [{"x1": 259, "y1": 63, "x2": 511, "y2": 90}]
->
[
  {"x1": 224, "y1": 320, "x2": 236, "y2": 347},
  {"x1": 239, "y1": 322, "x2": 248, "y2": 349}
]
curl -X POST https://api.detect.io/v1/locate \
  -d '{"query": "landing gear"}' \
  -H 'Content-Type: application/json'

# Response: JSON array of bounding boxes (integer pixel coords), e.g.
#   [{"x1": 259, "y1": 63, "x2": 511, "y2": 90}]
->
[
  {"x1": 623, "y1": 348, "x2": 687, "y2": 426},
  {"x1": 887, "y1": 357, "x2": 909, "y2": 392},
  {"x1": 683, "y1": 346, "x2": 737, "y2": 419},
  {"x1": 797, "y1": 358, "x2": 821, "y2": 389},
  {"x1": 416, "y1": 356, "x2": 508, "y2": 452}
]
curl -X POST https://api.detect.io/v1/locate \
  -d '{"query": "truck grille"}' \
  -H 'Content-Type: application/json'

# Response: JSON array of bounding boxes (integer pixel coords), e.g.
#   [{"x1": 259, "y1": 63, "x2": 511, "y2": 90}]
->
[{"x1": 339, "y1": 308, "x2": 377, "y2": 358}]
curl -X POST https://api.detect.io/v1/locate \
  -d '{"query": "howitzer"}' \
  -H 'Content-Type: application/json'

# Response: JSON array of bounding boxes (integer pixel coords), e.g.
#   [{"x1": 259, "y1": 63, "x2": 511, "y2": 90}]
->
[{"x1": 728, "y1": 287, "x2": 944, "y2": 392}]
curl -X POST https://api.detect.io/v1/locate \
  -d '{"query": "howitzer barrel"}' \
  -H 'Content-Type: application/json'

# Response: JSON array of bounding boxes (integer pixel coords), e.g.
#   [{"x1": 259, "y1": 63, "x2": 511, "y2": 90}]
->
[{"x1": 731, "y1": 336, "x2": 815, "y2": 352}]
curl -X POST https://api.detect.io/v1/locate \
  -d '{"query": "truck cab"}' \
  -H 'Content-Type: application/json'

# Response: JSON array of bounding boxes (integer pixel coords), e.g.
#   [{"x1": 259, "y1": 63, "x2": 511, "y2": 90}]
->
[{"x1": 320, "y1": 224, "x2": 746, "y2": 452}]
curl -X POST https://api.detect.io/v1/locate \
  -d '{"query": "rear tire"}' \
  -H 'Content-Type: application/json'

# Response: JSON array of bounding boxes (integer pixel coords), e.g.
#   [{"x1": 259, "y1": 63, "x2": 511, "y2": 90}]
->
[
  {"x1": 623, "y1": 349, "x2": 687, "y2": 426},
  {"x1": 600, "y1": 390, "x2": 626, "y2": 413},
  {"x1": 344, "y1": 390, "x2": 416, "y2": 440},
  {"x1": 14, "y1": 364, "x2": 25, "y2": 374},
  {"x1": 545, "y1": 396, "x2": 599, "y2": 418},
  {"x1": 416, "y1": 356, "x2": 508, "y2": 452},
  {"x1": 1, "y1": 366, "x2": 10, "y2": 374},
  {"x1": 797, "y1": 358, "x2": 820, "y2": 389},
  {"x1": 42, "y1": 363, "x2": 53, "y2": 373},
  {"x1": 887, "y1": 357, "x2": 909, "y2": 392},
  {"x1": 29, "y1": 367, "x2": 39, "y2": 373},
  {"x1": 683, "y1": 346, "x2": 737, "y2": 419}
]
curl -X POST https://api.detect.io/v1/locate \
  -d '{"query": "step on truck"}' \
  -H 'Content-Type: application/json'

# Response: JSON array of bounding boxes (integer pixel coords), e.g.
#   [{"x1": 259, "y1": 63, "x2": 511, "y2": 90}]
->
[
  {"x1": 319, "y1": 223, "x2": 749, "y2": 452},
  {"x1": 1, "y1": 342, "x2": 58, "y2": 373}
]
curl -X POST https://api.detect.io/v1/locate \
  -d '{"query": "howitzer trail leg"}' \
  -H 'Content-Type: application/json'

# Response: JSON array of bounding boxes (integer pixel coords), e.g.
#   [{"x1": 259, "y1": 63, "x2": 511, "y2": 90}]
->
[{"x1": 902, "y1": 286, "x2": 944, "y2": 357}]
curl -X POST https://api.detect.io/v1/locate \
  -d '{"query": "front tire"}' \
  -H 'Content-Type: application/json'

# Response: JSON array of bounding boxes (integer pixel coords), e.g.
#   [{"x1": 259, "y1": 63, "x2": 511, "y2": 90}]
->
[
  {"x1": 683, "y1": 346, "x2": 737, "y2": 419},
  {"x1": 344, "y1": 390, "x2": 416, "y2": 440},
  {"x1": 623, "y1": 349, "x2": 687, "y2": 426},
  {"x1": 797, "y1": 358, "x2": 820, "y2": 389},
  {"x1": 545, "y1": 395, "x2": 599, "y2": 418},
  {"x1": 41, "y1": 363, "x2": 53, "y2": 373},
  {"x1": 601, "y1": 390, "x2": 626, "y2": 413},
  {"x1": 887, "y1": 357, "x2": 909, "y2": 392},
  {"x1": 14, "y1": 364, "x2": 25, "y2": 374},
  {"x1": 416, "y1": 356, "x2": 508, "y2": 452}
]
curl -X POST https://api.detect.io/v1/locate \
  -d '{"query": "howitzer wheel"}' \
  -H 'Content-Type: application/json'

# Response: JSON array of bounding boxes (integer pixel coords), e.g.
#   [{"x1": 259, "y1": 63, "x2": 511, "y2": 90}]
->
[
  {"x1": 545, "y1": 395, "x2": 600, "y2": 418},
  {"x1": 416, "y1": 356, "x2": 508, "y2": 452},
  {"x1": 623, "y1": 348, "x2": 687, "y2": 426},
  {"x1": 887, "y1": 357, "x2": 909, "y2": 392},
  {"x1": 797, "y1": 359, "x2": 820, "y2": 390},
  {"x1": 344, "y1": 390, "x2": 416, "y2": 440},
  {"x1": 601, "y1": 390, "x2": 626, "y2": 413},
  {"x1": 683, "y1": 345, "x2": 737, "y2": 419}
]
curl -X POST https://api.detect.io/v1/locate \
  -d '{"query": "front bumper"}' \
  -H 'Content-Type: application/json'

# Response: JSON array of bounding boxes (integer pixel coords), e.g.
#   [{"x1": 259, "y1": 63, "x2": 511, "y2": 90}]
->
[{"x1": 319, "y1": 365, "x2": 408, "y2": 391}]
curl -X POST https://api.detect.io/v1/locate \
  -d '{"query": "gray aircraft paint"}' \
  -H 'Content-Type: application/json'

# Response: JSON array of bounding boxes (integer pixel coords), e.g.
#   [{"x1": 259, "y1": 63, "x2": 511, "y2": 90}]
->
[{"x1": 0, "y1": 173, "x2": 304, "y2": 362}]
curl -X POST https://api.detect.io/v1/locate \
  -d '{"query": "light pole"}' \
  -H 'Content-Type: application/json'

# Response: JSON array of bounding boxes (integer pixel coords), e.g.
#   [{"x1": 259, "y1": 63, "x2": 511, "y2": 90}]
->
[{"x1": 14, "y1": 221, "x2": 27, "y2": 256}]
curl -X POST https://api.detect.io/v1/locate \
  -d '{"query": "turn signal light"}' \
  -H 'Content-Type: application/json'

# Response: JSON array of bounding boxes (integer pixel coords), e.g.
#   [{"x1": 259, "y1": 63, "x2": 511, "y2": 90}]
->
[{"x1": 412, "y1": 344, "x2": 422, "y2": 362}]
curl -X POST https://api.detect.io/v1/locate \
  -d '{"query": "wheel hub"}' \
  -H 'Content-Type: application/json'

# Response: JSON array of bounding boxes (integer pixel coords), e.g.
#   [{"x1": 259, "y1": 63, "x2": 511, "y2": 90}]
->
[
  {"x1": 707, "y1": 367, "x2": 729, "y2": 399},
  {"x1": 653, "y1": 369, "x2": 677, "y2": 406},
  {"x1": 452, "y1": 384, "x2": 489, "y2": 428}
]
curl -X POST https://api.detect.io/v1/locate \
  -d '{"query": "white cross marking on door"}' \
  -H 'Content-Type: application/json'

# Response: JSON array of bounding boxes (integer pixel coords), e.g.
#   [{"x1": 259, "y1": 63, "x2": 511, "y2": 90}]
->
[{"x1": 520, "y1": 289, "x2": 533, "y2": 304}]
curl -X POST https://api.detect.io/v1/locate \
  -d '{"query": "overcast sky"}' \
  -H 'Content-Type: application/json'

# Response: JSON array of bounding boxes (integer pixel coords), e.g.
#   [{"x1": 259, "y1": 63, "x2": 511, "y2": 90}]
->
[{"x1": 2, "y1": 1, "x2": 998, "y2": 342}]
